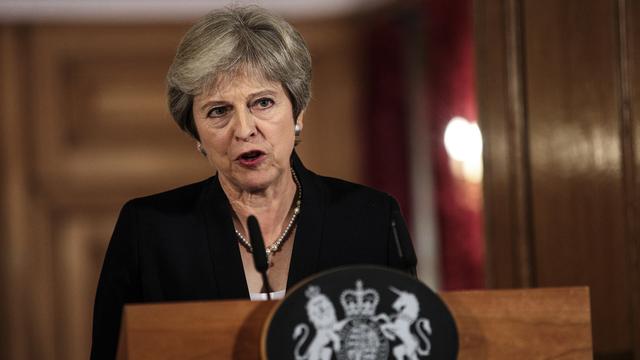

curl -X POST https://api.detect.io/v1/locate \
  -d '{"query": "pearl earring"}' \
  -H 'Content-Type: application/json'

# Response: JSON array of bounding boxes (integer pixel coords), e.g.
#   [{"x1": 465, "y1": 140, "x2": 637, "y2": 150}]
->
[
  {"x1": 294, "y1": 122, "x2": 303, "y2": 146},
  {"x1": 197, "y1": 143, "x2": 207, "y2": 156}
]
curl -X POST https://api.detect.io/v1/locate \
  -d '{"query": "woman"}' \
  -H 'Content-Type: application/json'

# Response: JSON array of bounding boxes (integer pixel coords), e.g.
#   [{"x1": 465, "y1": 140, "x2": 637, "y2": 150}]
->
[{"x1": 91, "y1": 6, "x2": 414, "y2": 359}]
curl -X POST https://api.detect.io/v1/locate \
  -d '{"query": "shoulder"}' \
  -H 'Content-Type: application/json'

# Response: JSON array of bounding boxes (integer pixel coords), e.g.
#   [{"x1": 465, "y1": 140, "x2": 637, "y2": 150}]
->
[
  {"x1": 292, "y1": 152, "x2": 398, "y2": 220},
  {"x1": 313, "y1": 174, "x2": 397, "y2": 214},
  {"x1": 301, "y1": 172, "x2": 410, "y2": 270},
  {"x1": 122, "y1": 177, "x2": 213, "y2": 216}
]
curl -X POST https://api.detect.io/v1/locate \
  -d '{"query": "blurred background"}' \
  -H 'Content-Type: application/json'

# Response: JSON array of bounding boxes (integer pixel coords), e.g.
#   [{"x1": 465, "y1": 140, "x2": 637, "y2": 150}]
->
[{"x1": 0, "y1": 0, "x2": 638, "y2": 359}]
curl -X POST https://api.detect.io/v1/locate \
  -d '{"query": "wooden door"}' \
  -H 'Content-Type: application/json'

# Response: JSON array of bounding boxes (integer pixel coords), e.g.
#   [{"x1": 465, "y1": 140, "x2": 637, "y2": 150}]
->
[{"x1": 477, "y1": 0, "x2": 640, "y2": 358}]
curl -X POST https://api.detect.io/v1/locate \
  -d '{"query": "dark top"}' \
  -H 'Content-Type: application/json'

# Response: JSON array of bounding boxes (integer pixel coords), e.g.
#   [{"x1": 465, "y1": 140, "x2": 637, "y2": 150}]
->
[{"x1": 90, "y1": 153, "x2": 414, "y2": 360}]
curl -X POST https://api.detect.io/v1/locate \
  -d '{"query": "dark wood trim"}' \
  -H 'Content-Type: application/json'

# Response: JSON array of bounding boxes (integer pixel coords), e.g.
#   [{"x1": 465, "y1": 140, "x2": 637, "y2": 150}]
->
[
  {"x1": 476, "y1": 0, "x2": 533, "y2": 289},
  {"x1": 504, "y1": 0, "x2": 535, "y2": 288},
  {"x1": 0, "y1": 26, "x2": 29, "y2": 360},
  {"x1": 0, "y1": 26, "x2": 9, "y2": 360},
  {"x1": 619, "y1": 0, "x2": 640, "y2": 357}
]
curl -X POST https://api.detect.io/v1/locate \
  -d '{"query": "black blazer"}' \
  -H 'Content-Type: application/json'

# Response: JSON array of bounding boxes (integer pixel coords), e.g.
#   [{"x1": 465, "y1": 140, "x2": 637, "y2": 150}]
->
[{"x1": 91, "y1": 153, "x2": 414, "y2": 359}]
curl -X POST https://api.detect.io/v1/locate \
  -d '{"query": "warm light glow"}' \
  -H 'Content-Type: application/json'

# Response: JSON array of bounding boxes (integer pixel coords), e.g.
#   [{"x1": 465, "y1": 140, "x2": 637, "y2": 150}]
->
[{"x1": 444, "y1": 116, "x2": 483, "y2": 182}]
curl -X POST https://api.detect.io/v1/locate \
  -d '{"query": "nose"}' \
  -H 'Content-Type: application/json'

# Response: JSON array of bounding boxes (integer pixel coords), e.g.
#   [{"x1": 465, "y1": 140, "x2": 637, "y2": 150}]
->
[{"x1": 234, "y1": 108, "x2": 257, "y2": 141}]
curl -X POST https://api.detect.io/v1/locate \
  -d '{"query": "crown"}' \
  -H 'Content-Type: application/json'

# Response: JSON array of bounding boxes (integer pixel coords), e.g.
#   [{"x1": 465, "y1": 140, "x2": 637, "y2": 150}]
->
[
  {"x1": 305, "y1": 286, "x2": 321, "y2": 299},
  {"x1": 340, "y1": 280, "x2": 379, "y2": 318}
]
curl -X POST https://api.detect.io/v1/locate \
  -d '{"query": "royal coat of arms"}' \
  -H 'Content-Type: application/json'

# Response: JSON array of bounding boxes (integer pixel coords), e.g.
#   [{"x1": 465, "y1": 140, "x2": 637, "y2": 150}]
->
[{"x1": 292, "y1": 280, "x2": 433, "y2": 360}]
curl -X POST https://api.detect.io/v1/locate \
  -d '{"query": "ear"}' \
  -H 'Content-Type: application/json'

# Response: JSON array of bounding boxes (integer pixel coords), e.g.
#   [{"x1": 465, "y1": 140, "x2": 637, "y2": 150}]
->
[{"x1": 295, "y1": 110, "x2": 305, "y2": 131}]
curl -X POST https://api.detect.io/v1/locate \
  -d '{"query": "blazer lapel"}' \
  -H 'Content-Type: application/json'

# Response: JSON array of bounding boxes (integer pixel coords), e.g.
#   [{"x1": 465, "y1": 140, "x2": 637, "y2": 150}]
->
[
  {"x1": 287, "y1": 153, "x2": 325, "y2": 288},
  {"x1": 199, "y1": 176, "x2": 249, "y2": 299}
]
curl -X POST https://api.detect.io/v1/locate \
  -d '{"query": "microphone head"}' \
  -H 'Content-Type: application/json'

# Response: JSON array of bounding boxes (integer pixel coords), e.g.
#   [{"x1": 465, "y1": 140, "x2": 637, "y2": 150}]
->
[{"x1": 247, "y1": 215, "x2": 269, "y2": 273}]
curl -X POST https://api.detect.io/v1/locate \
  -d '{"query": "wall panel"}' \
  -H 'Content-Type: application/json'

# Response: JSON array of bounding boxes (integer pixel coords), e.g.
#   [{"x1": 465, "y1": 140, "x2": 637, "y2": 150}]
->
[
  {"x1": 29, "y1": 24, "x2": 208, "y2": 205},
  {"x1": 293, "y1": 19, "x2": 364, "y2": 183},
  {"x1": 478, "y1": 0, "x2": 639, "y2": 358},
  {"x1": 523, "y1": 0, "x2": 630, "y2": 353}
]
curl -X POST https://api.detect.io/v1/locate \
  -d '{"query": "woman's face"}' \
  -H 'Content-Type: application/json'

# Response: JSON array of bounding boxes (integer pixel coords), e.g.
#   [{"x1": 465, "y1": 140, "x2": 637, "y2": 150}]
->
[{"x1": 192, "y1": 71, "x2": 303, "y2": 192}]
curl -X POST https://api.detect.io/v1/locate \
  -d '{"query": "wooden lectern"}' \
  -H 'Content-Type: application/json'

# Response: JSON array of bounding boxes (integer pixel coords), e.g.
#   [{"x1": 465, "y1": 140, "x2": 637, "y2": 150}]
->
[{"x1": 116, "y1": 287, "x2": 593, "y2": 359}]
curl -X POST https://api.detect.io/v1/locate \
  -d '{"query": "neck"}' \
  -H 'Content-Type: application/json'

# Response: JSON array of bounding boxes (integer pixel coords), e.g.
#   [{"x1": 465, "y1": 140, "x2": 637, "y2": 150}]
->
[{"x1": 220, "y1": 169, "x2": 298, "y2": 247}]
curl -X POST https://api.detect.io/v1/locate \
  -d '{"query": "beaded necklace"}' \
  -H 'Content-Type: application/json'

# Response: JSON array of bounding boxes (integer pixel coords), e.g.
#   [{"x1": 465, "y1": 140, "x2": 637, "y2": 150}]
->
[{"x1": 234, "y1": 169, "x2": 301, "y2": 258}]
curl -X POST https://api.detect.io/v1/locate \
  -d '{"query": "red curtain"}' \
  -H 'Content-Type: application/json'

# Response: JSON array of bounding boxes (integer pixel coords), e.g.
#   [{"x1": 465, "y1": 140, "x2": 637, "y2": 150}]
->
[
  {"x1": 362, "y1": 0, "x2": 484, "y2": 290},
  {"x1": 362, "y1": 13, "x2": 412, "y2": 224},
  {"x1": 423, "y1": 0, "x2": 484, "y2": 290}
]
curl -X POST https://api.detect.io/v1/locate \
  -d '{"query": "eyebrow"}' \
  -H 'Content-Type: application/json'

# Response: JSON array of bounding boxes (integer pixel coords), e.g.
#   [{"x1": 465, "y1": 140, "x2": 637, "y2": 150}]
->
[{"x1": 249, "y1": 90, "x2": 278, "y2": 99}]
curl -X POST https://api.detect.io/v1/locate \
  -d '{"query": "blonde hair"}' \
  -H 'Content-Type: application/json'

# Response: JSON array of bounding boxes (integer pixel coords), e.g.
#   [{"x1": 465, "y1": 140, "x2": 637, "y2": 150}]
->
[{"x1": 167, "y1": 6, "x2": 312, "y2": 140}]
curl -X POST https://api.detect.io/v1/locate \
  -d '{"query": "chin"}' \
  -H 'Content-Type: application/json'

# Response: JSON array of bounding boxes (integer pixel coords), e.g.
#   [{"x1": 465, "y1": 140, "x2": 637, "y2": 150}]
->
[{"x1": 236, "y1": 170, "x2": 279, "y2": 192}]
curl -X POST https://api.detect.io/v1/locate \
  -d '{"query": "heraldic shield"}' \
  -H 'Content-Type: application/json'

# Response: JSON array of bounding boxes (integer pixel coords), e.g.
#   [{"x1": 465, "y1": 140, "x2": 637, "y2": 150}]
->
[{"x1": 262, "y1": 266, "x2": 458, "y2": 360}]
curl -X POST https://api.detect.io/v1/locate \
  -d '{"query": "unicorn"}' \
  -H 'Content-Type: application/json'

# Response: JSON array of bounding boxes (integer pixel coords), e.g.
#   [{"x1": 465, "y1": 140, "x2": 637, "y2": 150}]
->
[{"x1": 376, "y1": 287, "x2": 432, "y2": 359}]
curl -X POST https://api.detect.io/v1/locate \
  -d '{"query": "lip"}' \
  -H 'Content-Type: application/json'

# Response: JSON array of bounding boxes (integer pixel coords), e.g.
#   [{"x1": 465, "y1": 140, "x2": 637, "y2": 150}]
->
[{"x1": 236, "y1": 149, "x2": 267, "y2": 167}]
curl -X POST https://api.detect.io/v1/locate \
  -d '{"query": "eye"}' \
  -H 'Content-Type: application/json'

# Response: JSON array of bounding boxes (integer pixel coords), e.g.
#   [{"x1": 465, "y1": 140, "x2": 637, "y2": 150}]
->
[
  {"x1": 253, "y1": 97, "x2": 274, "y2": 109},
  {"x1": 207, "y1": 105, "x2": 231, "y2": 118}
]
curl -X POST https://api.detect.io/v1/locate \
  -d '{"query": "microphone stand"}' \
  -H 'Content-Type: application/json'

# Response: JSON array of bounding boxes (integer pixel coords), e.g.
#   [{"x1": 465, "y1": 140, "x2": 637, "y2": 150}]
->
[
  {"x1": 247, "y1": 215, "x2": 274, "y2": 300},
  {"x1": 391, "y1": 213, "x2": 418, "y2": 278}
]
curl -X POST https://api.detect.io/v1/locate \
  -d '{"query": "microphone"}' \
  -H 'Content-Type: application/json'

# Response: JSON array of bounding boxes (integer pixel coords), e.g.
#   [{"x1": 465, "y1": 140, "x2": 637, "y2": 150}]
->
[
  {"x1": 391, "y1": 208, "x2": 417, "y2": 277},
  {"x1": 247, "y1": 215, "x2": 274, "y2": 298}
]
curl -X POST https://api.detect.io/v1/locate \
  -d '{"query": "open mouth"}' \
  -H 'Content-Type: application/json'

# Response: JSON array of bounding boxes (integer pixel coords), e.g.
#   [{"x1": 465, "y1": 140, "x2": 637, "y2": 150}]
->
[
  {"x1": 239, "y1": 150, "x2": 264, "y2": 160},
  {"x1": 237, "y1": 150, "x2": 266, "y2": 166}
]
